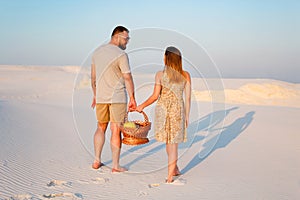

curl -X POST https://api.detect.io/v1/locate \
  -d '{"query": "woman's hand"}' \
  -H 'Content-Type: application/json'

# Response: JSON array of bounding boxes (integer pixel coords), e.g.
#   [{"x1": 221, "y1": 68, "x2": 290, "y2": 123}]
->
[
  {"x1": 135, "y1": 105, "x2": 144, "y2": 112},
  {"x1": 185, "y1": 116, "x2": 189, "y2": 128}
]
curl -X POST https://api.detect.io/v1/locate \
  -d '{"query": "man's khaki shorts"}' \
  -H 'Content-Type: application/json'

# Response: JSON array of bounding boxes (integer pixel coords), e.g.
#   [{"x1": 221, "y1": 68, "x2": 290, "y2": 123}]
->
[{"x1": 96, "y1": 103, "x2": 127, "y2": 123}]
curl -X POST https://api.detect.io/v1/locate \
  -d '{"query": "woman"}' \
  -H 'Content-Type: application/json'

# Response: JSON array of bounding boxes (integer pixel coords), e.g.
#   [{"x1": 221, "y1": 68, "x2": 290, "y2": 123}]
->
[{"x1": 136, "y1": 46, "x2": 191, "y2": 183}]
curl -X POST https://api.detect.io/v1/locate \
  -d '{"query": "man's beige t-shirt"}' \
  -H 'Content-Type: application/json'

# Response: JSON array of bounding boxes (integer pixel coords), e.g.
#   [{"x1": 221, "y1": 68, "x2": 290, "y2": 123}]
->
[{"x1": 92, "y1": 44, "x2": 131, "y2": 103}]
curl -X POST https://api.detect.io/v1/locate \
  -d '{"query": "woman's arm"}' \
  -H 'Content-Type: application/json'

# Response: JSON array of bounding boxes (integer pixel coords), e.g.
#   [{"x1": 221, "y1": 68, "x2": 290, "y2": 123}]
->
[
  {"x1": 136, "y1": 71, "x2": 163, "y2": 112},
  {"x1": 184, "y1": 71, "x2": 191, "y2": 127}
]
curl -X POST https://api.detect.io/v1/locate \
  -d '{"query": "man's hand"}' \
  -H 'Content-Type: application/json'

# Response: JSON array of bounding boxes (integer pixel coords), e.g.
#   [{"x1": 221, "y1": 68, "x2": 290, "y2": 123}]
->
[
  {"x1": 91, "y1": 96, "x2": 96, "y2": 109},
  {"x1": 128, "y1": 97, "x2": 136, "y2": 112}
]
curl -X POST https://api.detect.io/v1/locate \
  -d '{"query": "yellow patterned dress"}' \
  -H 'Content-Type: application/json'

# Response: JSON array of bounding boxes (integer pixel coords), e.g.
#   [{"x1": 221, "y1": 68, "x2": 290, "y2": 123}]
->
[{"x1": 155, "y1": 71, "x2": 187, "y2": 144}]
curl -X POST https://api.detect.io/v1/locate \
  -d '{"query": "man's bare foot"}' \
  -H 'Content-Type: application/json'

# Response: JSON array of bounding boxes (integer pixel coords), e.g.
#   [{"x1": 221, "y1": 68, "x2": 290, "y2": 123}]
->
[
  {"x1": 111, "y1": 166, "x2": 128, "y2": 173},
  {"x1": 92, "y1": 161, "x2": 104, "y2": 169}
]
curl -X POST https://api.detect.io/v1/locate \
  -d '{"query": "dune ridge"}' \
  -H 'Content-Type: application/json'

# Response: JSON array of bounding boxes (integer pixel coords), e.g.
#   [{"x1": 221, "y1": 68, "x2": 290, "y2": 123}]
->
[{"x1": 193, "y1": 81, "x2": 300, "y2": 108}]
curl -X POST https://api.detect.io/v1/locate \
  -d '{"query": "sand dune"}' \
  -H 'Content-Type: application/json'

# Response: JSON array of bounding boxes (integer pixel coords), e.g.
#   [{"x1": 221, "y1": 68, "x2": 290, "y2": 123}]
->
[
  {"x1": 0, "y1": 65, "x2": 299, "y2": 199},
  {"x1": 2, "y1": 65, "x2": 299, "y2": 108},
  {"x1": 193, "y1": 80, "x2": 300, "y2": 108}
]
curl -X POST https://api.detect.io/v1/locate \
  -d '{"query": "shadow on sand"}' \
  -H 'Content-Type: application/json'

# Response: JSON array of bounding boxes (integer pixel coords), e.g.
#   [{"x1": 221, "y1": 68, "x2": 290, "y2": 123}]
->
[
  {"x1": 181, "y1": 110, "x2": 255, "y2": 174},
  {"x1": 104, "y1": 107, "x2": 254, "y2": 174}
]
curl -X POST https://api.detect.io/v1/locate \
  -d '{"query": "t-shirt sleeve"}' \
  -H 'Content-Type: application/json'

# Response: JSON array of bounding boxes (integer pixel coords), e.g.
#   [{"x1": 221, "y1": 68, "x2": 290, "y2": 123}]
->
[{"x1": 119, "y1": 53, "x2": 131, "y2": 73}]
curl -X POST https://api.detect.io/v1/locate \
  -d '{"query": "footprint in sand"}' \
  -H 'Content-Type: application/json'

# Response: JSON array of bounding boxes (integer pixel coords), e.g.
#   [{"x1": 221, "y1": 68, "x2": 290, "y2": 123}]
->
[
  {"x1": 7, "y1": 194, "x2": 33, "y2": 200},
  {"x1": 91, "y1": 177, "x2": 109, "y2": 184},
  {"x1": 77, "y1": 177, "x2": 109, "y2": 185},
  {"x1": 76, "y1": 179, "x2": 90, "y2": 184},
  {"x1": 47, "y1": 180, "x2": 72, "y2": 187},
  {"x1": 148, "y1": 178, "x2": 187, "y2": 188},
  {"x1": 9, "y1": 192, "x2": 83, "y2": 199},
  {"x1": 43, "y1": 192, "x2": 83, "y2": 199},
  {"x1": 137, "y1": 191, "x2": 149, "y2": 197}
]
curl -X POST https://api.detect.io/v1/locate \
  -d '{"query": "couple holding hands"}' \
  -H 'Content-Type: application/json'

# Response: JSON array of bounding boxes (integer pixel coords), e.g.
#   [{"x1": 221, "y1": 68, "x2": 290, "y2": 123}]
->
[{"x1": 91, "y1": 26, "x2": 191, "y2": 183}]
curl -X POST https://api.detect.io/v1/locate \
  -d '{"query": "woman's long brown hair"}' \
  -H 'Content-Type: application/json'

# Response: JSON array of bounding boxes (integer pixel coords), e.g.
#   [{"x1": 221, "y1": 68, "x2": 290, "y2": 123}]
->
[{"x1": 164, "y1": 46, "x2": 184, "y2": 83}]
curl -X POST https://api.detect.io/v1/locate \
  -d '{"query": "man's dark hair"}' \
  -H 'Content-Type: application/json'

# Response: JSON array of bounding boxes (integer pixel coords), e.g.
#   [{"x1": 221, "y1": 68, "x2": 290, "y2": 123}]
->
[{"x1": 111, "y1": 26, "x2": 129, "y2": 37}]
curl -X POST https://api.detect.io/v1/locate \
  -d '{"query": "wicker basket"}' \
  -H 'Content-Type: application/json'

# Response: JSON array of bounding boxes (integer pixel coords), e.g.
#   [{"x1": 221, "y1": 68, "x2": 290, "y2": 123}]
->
[{"x1": 120, "y1": 111, "x2": 151, "y2": 145}]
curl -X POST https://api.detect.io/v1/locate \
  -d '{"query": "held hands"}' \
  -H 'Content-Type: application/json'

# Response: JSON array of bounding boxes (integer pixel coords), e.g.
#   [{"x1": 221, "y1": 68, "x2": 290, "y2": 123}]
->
[
  {"x1": 128, "y1": 97, "x2": 137, "y2": 112},
  {"x1": 135, "y1": 105, "x2": 144, "y2": 113}
]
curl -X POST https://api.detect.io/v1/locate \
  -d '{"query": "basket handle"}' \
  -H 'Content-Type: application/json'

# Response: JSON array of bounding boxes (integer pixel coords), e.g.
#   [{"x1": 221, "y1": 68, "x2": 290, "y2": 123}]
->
[{"x1": 124, "y1": 111, "x2": 149, "y2": 123}]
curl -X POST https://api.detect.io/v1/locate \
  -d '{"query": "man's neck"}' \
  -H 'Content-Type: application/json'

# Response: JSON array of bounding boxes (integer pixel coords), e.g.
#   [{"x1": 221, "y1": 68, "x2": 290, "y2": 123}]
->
[{"x1": 109, "y1": 39, "x2": 118, "y2": 46}]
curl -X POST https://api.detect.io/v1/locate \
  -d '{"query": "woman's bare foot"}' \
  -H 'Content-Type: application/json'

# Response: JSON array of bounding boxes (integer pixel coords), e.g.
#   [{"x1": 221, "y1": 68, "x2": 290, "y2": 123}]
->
[
  {"x1": 172, "y1": 165, "x2": 181, "y2": 176},
  {"x1": 166, "y1": 176, "x2": 174, "y2": 183}
]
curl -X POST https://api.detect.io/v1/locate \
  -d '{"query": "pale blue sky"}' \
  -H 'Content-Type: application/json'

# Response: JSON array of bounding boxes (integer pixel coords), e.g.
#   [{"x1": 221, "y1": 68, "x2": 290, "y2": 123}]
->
[{"x1": 0, "y1": 0, "x2": 299, "y2": 82}]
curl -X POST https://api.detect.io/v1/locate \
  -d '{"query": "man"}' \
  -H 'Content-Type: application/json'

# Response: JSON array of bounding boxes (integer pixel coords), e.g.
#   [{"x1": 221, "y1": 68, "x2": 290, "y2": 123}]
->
[{"x1": 91, "y1": 26, "x2": 136, "y2": 172}]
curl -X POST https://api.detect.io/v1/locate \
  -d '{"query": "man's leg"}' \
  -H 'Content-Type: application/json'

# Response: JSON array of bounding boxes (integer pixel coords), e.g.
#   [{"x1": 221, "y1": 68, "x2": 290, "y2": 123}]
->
[
  {"x1": 93, "y1": 104, "x2": 110, "y2": 169},
  {"x1": 93, "y1": 122, "x2": 108, "y2": 168},
  {"x1": 109, "y1": 103, "x2": 127, "y2": 172},
  {"x1": 110, "y1": 122, "x2": 127, "y2": 172}
]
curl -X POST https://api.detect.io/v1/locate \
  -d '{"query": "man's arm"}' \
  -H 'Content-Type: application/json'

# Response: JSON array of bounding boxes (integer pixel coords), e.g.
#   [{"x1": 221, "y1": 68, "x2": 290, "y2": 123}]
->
[
  {"x1": 123, "y1": 72, "x2": 136, "y2": 111},
  {"x1": 91, "y1": 63, "x2": 97, "y2": 108}
]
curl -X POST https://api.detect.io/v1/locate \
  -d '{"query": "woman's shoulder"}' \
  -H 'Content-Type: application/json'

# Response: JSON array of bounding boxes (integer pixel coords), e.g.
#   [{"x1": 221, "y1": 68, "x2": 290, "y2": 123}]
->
[
  {"x1": 155, "y1": 70, "x2": 164, "y2": 77},
  {"x1": 182, "y1": 70, "x2": 191, "y2": 78},
  {"x1": 182, "y1": 70, "x2": 191, "y2": 82},
  {"x1": 154, "y1": 71, "x2": 164, "y2": 83}
]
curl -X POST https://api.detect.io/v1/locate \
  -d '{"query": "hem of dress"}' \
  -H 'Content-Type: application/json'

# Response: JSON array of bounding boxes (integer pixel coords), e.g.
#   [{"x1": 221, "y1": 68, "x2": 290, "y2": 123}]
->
[{"x1": 155, "y1": 137, "x2": 187, "y2": 144}]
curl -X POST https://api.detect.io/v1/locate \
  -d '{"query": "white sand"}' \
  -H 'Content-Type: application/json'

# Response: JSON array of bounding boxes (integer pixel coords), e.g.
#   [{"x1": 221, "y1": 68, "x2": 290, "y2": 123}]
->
[{"x1": 0, "y1": 65, "x2": 299, "y2": 199}]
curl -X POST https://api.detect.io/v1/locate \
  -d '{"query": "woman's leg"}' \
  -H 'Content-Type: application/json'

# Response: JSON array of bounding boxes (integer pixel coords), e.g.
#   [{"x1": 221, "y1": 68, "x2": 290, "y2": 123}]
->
[{"x1": 166, "y1": 143, "x2": 178, "y2": 182}]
